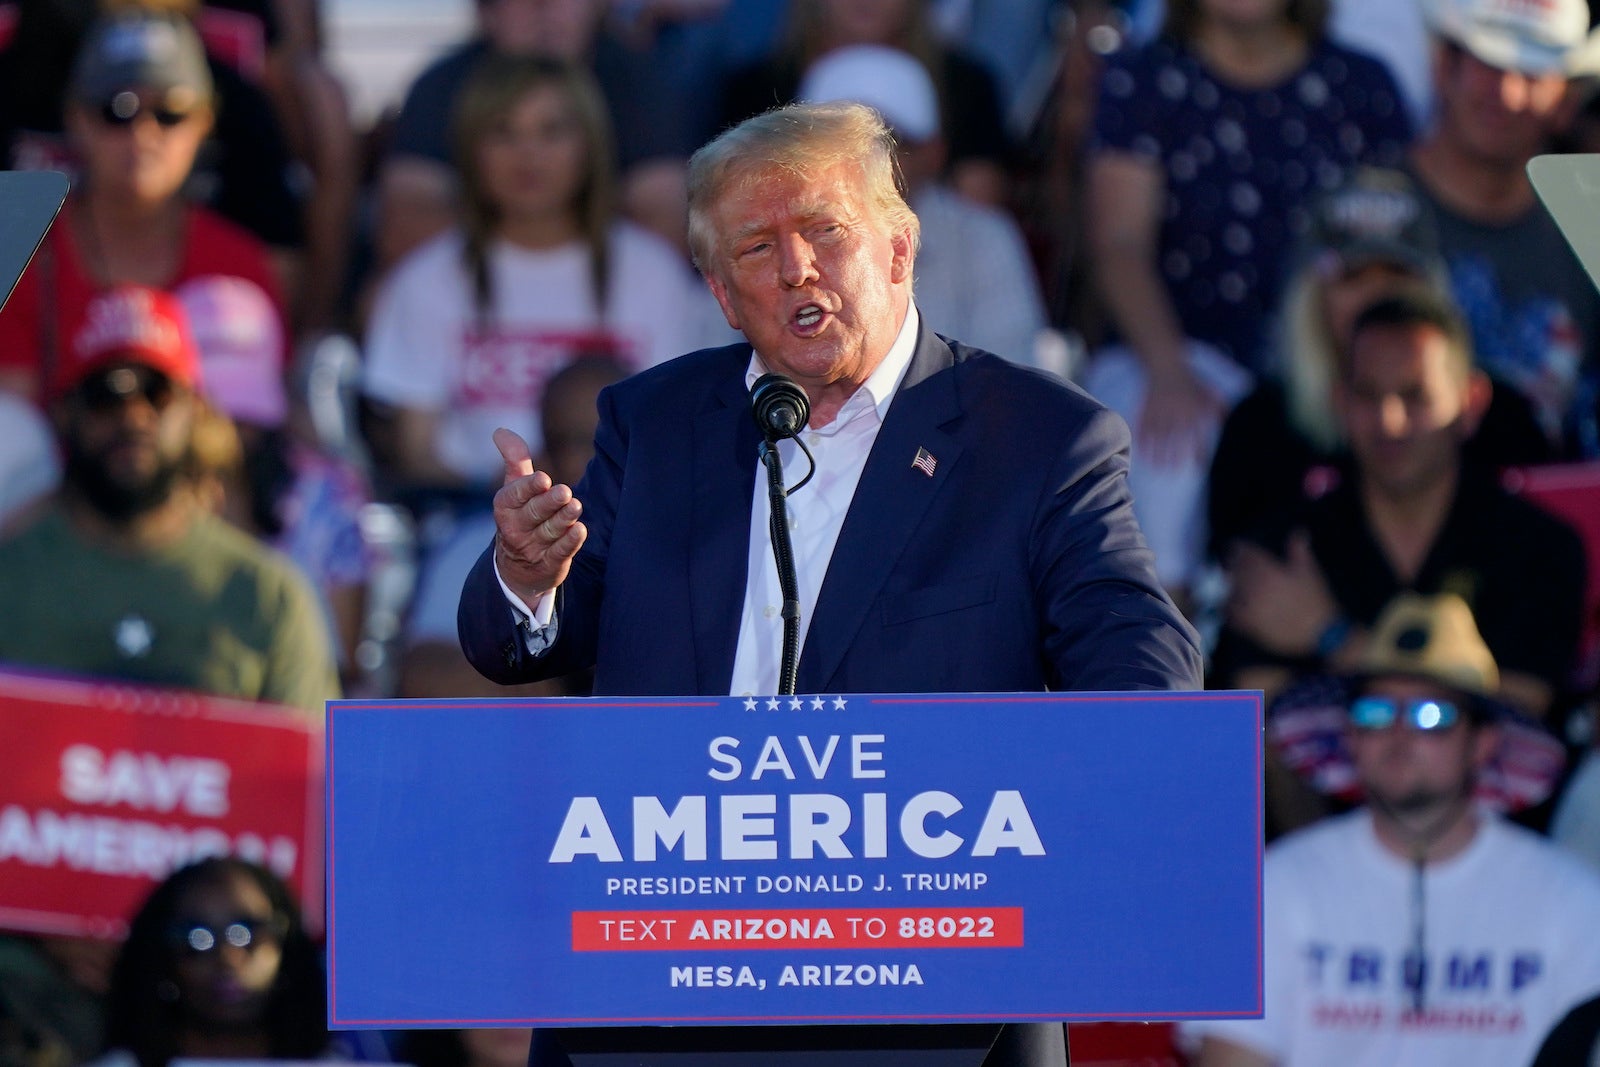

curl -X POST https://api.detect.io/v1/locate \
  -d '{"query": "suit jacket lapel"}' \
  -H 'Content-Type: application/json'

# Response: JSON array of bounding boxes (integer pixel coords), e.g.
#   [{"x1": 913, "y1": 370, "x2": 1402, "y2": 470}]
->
[
  {"x1": 799, "y1": 328, "x2": 963, "y2": 692},
  {"x1": 690, "y1": 362, "x2": 762, "y2": 694}
]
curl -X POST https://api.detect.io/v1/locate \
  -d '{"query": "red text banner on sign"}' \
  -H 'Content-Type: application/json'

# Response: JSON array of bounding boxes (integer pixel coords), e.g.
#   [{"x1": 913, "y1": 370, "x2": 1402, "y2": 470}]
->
[{"x1": 572, "y1": 907, "x2": 1024, "y2": 951}]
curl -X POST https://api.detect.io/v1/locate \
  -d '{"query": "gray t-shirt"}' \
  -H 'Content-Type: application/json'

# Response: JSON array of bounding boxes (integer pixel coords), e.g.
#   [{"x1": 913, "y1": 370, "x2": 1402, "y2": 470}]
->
[{"x1": 1417, "y1": 176, "x2": 1600, "y2": 449}]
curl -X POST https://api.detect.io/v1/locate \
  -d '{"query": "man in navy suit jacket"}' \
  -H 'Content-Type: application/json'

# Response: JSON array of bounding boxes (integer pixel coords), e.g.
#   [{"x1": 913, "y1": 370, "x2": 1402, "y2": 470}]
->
[{"x1": 458, "y1": 101, "x2": 1201, "y2": 1066}]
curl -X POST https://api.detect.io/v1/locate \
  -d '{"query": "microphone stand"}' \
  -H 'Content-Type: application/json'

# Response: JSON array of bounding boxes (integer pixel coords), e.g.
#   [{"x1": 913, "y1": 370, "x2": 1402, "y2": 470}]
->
[{"x1": 759, "y1": 439, "x2": 802, "y2": 697}]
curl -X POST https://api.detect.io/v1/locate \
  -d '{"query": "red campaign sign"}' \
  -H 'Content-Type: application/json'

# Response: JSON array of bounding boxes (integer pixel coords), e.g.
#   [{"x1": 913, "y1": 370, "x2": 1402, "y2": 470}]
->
[
  {"x1": 0, "y1": 669, "x2": 322, "y2": 939},
  {"x1": 571, "y1": 907, "x2": 1025, "y2": 952}
]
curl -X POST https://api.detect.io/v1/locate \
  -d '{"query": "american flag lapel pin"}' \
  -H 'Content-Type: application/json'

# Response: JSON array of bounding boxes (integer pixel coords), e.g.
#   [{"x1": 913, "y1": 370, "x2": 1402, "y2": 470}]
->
[{"x1": 911, "y1": 446, "x2": 937, "y2": 477}]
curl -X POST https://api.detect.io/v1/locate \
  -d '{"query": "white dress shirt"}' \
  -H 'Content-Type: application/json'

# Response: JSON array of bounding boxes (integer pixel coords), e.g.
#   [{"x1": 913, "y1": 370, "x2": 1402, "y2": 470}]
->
[
  {"x1": 729, "y1": 304, "x2": 919, "y2": 696},
  {"x1": 497, "y1": 304, "x2": 922, "y2": 695}
]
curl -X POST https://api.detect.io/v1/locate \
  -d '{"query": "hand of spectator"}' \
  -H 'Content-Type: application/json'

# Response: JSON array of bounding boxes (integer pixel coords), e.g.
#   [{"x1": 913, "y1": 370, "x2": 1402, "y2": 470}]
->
[
  {"x1": 492, "y1": 427, "x2": 587, "y2": 606},
  {"x1": 1226, "y1": 531, "x2": 1339, "y2": 657},
  {"x1": 1138, "y1": 361, "x2": 1223, "y2": 467}
]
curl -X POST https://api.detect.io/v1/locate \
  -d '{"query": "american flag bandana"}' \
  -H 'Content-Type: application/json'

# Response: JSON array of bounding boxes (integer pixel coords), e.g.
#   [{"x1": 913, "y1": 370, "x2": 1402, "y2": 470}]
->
[{"x1": 911, "y1": 447, "x2": 937, "y2": 477}]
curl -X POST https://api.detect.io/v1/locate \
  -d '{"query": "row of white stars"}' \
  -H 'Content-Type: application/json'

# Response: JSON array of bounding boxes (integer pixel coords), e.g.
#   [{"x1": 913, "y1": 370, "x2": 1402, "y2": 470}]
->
[{"x1": 742, "y1": 696, "x2": 850, "y2": 711}]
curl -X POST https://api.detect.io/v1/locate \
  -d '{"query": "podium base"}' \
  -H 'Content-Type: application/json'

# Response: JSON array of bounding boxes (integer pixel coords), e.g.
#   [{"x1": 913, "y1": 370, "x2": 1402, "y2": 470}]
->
[{"x1": 540, "y1": 1023, "x2": 1070, "y2": 1067}]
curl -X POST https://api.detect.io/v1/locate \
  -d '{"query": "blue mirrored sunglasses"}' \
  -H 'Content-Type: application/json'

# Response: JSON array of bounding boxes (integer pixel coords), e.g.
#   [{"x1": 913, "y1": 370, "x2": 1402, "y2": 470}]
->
[{"x1": 1349, "y1": 695, "x2": 1462, "y2": 732}]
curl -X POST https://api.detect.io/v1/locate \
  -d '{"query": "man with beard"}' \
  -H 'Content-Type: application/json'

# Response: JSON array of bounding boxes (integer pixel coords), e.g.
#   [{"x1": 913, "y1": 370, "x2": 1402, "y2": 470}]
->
[
  {"x1": 1186, "y1": 593, "x2": 1600, "y2": 1067},
  {"x1": 0, "y1": 285, "x2": 336, "y2": 719}
]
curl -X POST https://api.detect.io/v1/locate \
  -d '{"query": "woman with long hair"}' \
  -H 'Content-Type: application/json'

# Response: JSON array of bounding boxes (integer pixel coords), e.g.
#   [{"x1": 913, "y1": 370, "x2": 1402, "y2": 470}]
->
[
  {"x1": 101, "y1": 858, "x2": 325, "y2": 1067},
  {"x1": 362, "y1": 53, "x2": 703, "y2": 497}
]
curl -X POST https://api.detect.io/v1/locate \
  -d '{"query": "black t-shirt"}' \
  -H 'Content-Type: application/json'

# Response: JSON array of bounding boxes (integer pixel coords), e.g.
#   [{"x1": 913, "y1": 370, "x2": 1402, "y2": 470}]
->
[
  {"x1": 1207, "y1": 380, "x2": 1554, "y2": 561},
  {"x1": 1214, "y1": 469, "x2": 1586, "y2": 693},
  {"x1": 1207, "y1": 382, "x2": 1332, "y2": 563}
]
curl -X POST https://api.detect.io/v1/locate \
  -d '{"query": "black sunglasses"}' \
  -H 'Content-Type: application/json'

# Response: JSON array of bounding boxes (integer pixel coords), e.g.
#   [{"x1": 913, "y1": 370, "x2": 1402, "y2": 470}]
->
[
  {"x1": 98, "y1": 90, "x2": 193, "y2": 129},
  {"x1": 75, "y1": 366, "x2": 178, "y2": 413},
  {"x1": 168, "y1": 915, "x2": 288, "y2": 956}
]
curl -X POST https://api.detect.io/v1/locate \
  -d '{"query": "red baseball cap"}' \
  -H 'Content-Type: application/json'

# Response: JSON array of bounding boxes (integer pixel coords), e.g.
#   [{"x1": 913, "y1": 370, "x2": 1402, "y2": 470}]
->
[{"x1": 55, "y1": 285, "x2": 203, "y2": 399}]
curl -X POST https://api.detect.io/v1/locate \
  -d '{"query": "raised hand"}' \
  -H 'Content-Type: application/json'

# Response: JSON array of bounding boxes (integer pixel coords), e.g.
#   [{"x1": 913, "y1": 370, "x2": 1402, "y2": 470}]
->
[{"x1": 491, "y1": 426, "x2": 587, "y2": 606}]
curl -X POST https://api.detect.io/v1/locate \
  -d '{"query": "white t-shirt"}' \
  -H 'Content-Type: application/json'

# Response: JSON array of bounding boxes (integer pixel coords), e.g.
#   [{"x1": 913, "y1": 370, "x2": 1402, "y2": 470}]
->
[
  {"x1": 1184, "y1": 809, "x2": 1600, "y2": 1067},
  {"x1": 363, "y1": 223, "x2": 706, "y2": 483}
]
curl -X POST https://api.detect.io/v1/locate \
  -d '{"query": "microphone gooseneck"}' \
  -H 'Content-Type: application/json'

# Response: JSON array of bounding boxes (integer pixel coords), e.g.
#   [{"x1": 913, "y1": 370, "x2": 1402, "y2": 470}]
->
[{"x1": 749, "y1": 374, "x2": 812, "y2": 696}]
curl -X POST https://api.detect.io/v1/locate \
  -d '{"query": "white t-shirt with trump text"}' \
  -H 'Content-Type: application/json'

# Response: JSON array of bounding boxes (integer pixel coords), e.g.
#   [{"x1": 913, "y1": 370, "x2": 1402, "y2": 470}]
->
[{"x1": 1183, "y1": 809, "x2": 1600, "y2": 1067}]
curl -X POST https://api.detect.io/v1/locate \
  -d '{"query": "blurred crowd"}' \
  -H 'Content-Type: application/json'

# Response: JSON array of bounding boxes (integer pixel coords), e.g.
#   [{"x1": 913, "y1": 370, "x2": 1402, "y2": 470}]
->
[{"x1": 5, "y1": 0, "x2": 1600, "y2": 1063}]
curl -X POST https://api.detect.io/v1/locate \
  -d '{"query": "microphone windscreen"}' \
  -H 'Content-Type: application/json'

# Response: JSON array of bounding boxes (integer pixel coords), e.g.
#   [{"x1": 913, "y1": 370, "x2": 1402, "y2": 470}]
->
[{"x1": 751, "y1": 373, "x2": 811, "y2": 441}]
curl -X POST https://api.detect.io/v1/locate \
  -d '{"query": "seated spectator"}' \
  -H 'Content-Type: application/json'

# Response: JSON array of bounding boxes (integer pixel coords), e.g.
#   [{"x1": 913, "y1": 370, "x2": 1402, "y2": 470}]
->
[
  {"x1": 1219, "y1": 289, "x2": 1585, "y2": 725},
  {"x1": 1207, "y1": 166, "x2": 1550, "y2": 562},
  {"x1": 0, "y1": 7, "x2": 291, "y2": 418},
  {"x1": 362, "y1": 54, "x2": 702, "y2": 500},
  {"x1": 795, "y1": 45, "x2": 1051, "y2": 371},
  {"x1": 397, "y1": 354, "x2": 623, "y2": 699},
  {"x1": 1185, "y1": 592, "x2": 1600, "y2": 1066},
  {"x1": 0, "y1": 1, "x2": 305, "y2": 304},
  {"x1": 1084, "y1": 0, "x2": 1412, "y2": 596},
  {"x1": 375, "y1": 0, "x2": 699, "y2": 269},
  {"x1": 1406, "y1": 0, "x2": 1600, "y2": 457},
  {"x1": 0, "y1": 286, "x2": 337, "y2": 719},
  {"x1": 718, "y1": 0, "x2": 1015, "y2": 207},
  {"x1": 101, "y1": 857, "x2": 326, "y2": 1067}
]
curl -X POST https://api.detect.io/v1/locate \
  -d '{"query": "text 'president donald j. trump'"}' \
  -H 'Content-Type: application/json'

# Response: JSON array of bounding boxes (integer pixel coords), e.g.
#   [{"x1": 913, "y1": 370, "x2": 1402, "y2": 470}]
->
[{"x1": 457, "y1": 100, "x2": 1204, "y2": 1065}]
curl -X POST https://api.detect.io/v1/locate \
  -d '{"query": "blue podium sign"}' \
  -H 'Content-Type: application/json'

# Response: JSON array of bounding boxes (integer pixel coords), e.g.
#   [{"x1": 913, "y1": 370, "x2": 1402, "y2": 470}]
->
[{"x1": 327, "y1": 692, "x2": 1261, "y2": 1028}]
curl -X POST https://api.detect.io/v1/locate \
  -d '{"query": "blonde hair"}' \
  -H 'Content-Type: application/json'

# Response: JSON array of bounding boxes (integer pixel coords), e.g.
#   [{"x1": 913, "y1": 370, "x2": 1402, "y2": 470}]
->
[
  {"x1": 686, "y1": 101, "x2": 920, "y2": 278},
  {"x1": 1278, "y1": 269, "x2": 1344, "y2": 454},
  {"x1": 1275, "y1": 264, "x2": 1449, "y2": 453}
]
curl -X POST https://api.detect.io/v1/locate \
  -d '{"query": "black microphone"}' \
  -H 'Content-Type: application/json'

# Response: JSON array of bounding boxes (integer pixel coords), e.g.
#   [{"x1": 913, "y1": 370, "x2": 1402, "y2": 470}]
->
[{"x1": 750, "y1": 373, "x2": 810, "y2": 442}]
